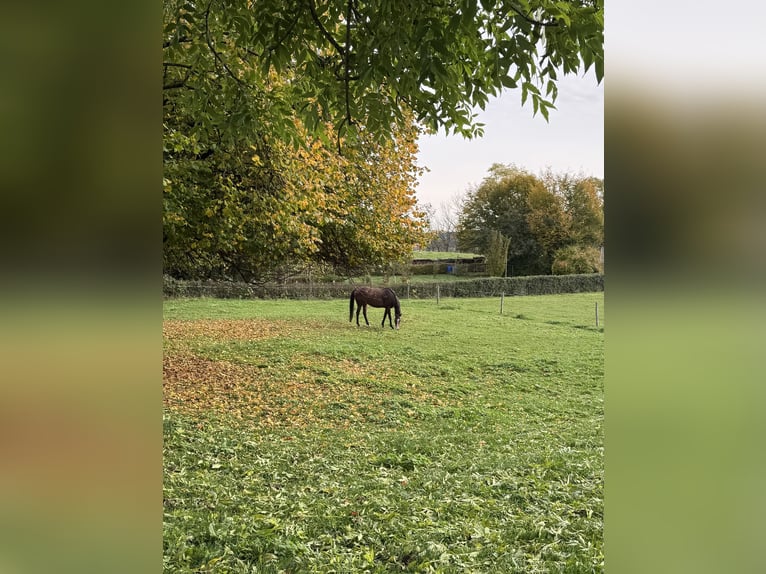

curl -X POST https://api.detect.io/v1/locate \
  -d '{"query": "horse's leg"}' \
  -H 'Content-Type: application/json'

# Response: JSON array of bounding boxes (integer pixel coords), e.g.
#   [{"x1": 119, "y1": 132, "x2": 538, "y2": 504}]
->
[
  {"x1": 382, "y1": 307, "x2": 390, "y2": 328},
  {"x1": 362, "y1": 303, "x2": 370, "y2": 325},
  {"x1": 356, "y1": 302, "x2": 362, "y2": 326}
]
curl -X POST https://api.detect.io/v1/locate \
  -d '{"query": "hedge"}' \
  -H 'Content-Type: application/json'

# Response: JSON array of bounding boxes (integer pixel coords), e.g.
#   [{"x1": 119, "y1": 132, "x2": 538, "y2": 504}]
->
[
  {"x1": 164, "y1": 274, "x2": 603, "y2": 300},
  {"x1": 402, "y1": 274, "x2": 603, "y2": 298}
]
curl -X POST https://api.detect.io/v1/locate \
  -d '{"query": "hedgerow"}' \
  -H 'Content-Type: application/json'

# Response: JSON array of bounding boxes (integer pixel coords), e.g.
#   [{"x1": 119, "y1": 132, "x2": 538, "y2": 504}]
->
[{"x1": 164, "y1": 274, "x2": 603, "y2": 300}]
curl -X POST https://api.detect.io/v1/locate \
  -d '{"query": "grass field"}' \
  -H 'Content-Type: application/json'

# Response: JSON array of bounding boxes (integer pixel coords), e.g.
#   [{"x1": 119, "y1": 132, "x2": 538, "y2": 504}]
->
[{"x1": 163, "y1": 293, "x2": 604, "y2": 573}]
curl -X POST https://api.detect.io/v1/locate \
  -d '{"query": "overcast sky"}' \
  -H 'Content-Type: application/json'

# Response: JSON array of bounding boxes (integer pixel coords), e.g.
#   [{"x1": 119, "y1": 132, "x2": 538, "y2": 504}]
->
[{"x1": 414, "y1": 69, "x2": 603, "y2": 211}]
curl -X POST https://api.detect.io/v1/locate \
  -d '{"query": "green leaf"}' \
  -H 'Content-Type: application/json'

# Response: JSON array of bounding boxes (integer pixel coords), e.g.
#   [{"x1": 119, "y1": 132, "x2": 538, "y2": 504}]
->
[
  {"x1": 500, "y1": 75, "x2": 517, "y2": 89},
  {"x1": 540, "y1": 101, "x2": 550, "y2": 122},
  {"x1": 595, "y1": 58, "x2": 604, "y2": 83}
]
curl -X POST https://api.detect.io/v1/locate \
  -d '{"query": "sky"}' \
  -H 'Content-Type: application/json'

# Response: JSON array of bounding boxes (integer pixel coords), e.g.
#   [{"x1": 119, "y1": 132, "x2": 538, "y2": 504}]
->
[
  {"x1": 414, "y1": 70, "x2": 603, "y2": 211},
  {"x1": 605, "y1": 0, "x2": 766, "y2": 93},
  {"x1": 412, "y1": 0, "x2": 765, "y2": 212}
]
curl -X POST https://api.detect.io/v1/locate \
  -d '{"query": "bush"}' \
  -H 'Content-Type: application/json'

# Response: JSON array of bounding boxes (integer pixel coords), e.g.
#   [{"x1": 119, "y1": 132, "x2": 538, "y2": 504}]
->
[{"x1": 551, "y1": 246, "x2": 603, "y2": 275}]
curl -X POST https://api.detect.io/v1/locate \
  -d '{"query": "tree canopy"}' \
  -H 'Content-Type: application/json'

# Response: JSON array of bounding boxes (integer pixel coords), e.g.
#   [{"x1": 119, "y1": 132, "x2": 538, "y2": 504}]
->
[
  {"x1": 163, "y1": 0, "x2": 603, "y2": 146},
  {"x1": 163, "y1": 111, "x2": 430, "y2": 281}
]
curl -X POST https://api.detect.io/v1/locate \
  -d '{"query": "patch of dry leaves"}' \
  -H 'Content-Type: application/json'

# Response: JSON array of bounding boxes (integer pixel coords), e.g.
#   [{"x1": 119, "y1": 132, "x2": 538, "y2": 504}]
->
[
  {"x1": 163, "y1": 319, "x2": 291, "y2": 342},
  {"x1": 163, "y1": 319, "x2": 438, "y2": 428}
]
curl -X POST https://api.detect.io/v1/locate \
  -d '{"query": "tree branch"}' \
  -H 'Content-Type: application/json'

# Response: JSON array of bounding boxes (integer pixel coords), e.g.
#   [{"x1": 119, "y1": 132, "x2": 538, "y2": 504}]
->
[
  {"x1": 336, "y1": 118, "x2": 347, "y2": 155},
  {"x1": 306, "y1": 0, "x2": 346, "y2": 56},
  {"x1": 350, "y1": 4, "x2": 375, "y2": 38},
  {"x1": 163, "y1": 36, "x2": 192, "y2": 48},
  {"x1": 268, "y1": 10, "x2": 302, "y2": 57},
  {"x1": 164, "y1": 79, "x2": 193, "y2": 90},
  {"x1": 343, "y1": 0, "x2": 353, "y2": 129},
  {"x1": 204, "y1": 0, "x2": 245, "y2": 86},
  {"x1": 163, "y1": 62, "x2": 194, "y2": 90},
  {"x1": 508, "y1": 4, "x2": 560, "y2": 27}
]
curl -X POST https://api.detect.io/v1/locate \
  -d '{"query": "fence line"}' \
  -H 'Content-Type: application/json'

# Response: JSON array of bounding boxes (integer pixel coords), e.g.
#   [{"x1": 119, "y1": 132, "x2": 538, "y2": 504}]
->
[{"x1": 164, "y1": 274, "x2": 604, "y2": 300}]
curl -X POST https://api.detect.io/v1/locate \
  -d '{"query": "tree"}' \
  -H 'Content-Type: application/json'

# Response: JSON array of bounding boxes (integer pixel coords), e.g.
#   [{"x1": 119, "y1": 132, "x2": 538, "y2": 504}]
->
[
  {"x1": 163, "y1": 110, "x2": 431, "y2": 281},
  {"x1": 525, "y1": 183, "x2": 569, "y2": 271},
  {"x1": 305, "y1": 119, "x2": 432, "y2": 275},
  {"x1": 551, "y1": 245, "x2": 602, "y2": 274},
  {"x1": 163, "y1": 0, "x2": 604, "y2": 147},
  {"x1": 539, "y1": 170, "x2": 603, "y2": 248},
  {"x1": 456, "y1": 165, "x2": 603, "y2": 276},
  {"x1": 565, "y1": 177, "x2": 604, "y2": 247},
  {"x1": 486, "y1": 230, "x2": 511, "y2": 276},
  {"x1": 456, "y1": 164, "x2": 547, "y2": 275}
]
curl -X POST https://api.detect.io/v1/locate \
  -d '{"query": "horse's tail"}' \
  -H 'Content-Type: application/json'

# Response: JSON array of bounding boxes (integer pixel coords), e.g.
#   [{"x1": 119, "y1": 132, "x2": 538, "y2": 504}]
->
[{"x1": 349, "y1": 289, "x2": 356, "y2": 322}]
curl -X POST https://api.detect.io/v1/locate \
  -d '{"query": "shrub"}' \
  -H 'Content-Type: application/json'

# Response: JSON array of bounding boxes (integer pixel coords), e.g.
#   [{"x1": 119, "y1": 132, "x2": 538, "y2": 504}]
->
[{"x1": 551, "y1": 246, "x2": 603, "y2": 275}]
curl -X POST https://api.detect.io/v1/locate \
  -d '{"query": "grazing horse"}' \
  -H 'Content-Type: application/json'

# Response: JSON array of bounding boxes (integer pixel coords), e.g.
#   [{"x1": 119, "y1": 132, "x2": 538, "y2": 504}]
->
[{"x1": 349, "y1": 286, "x2": 401, "y2": 329}]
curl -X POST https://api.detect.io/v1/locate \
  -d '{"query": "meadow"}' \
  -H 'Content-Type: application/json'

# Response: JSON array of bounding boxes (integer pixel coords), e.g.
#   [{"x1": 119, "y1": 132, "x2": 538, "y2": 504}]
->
[{"x1": 163, "y1": 293, "x2": 604, "y2": 573}]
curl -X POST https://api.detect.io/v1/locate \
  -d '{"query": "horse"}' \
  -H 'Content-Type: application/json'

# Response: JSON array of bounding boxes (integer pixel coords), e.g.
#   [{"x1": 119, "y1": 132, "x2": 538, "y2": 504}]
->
[{"x1": 349, "y1": 286, "x2": 401, "y2": 329}]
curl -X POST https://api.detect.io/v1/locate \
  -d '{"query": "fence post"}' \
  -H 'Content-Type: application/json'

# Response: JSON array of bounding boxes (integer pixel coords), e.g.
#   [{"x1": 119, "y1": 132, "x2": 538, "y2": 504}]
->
[
  {"x1": 595, "y1": 301, "x2": 599, "y2": 327},
  {"x1": 436, "y1": 285, "x2": 440, "y2": 305},
  {"x1": 407, "y1": 284, "x2": 410, "y2": 299},
  {"x1": 500, "y1": 292, "x2": 505, "y2": 315}
]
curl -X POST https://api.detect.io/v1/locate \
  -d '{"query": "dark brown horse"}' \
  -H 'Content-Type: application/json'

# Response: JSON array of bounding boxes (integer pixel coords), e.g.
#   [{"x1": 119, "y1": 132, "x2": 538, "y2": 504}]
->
[{"x1": 349, "y1": 286, "x2": 401, "y2": 329}]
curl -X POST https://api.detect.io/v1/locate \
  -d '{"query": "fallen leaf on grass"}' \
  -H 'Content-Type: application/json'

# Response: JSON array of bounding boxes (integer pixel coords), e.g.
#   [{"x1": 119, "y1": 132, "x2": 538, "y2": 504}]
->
[
  {"x1": 163, "y1": 319, "x2": 302, "y2": 342},
  {"x1": 163, "y1": 318, "x2": 445, "y2": 428}
]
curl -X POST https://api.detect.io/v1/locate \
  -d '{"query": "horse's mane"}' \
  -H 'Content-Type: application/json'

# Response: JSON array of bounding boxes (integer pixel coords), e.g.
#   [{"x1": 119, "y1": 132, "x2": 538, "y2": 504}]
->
[{"x1": 386, "y1": 287, "x2": 401, "y2": 314}]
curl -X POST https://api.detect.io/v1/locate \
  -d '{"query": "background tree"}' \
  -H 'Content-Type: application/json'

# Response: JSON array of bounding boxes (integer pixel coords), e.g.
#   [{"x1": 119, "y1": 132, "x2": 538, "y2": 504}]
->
[
  {"x1": 549, "y1": 175, "x2": 603, "y2": 274},
  {"x1": 456, "y1": 165, "x2": 603, "y2": 275},
  {"x1": 456, "y1": 164, "x2": 547, "y2": 275},
  {"x1": 551, "y1": 245, "x2": 602, "y2": 274},
  {"x1": 565, "y1": 176, "x2": 604, "y2": 247},
  {"x1": 539, "y1": 170, "x2": 603, "y2": 247},
  {"x1": 485, "y1": 230, "x2": 511, "y2": 276},
  {"x1": 525, "y1": 183, "x2": 570, "y2": 271}
]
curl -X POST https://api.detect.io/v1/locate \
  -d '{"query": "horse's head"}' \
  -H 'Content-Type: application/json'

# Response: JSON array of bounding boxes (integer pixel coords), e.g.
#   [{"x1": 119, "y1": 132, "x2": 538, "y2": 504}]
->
[{"x1": 392, "y1": 293, "x2": 402, "y2": 329}]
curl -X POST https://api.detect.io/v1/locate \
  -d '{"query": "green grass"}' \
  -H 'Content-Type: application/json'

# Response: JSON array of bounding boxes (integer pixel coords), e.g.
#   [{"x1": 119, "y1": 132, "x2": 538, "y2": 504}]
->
[{"x1": 164, "y1": 293, "x2": 604, "y2": 573}]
